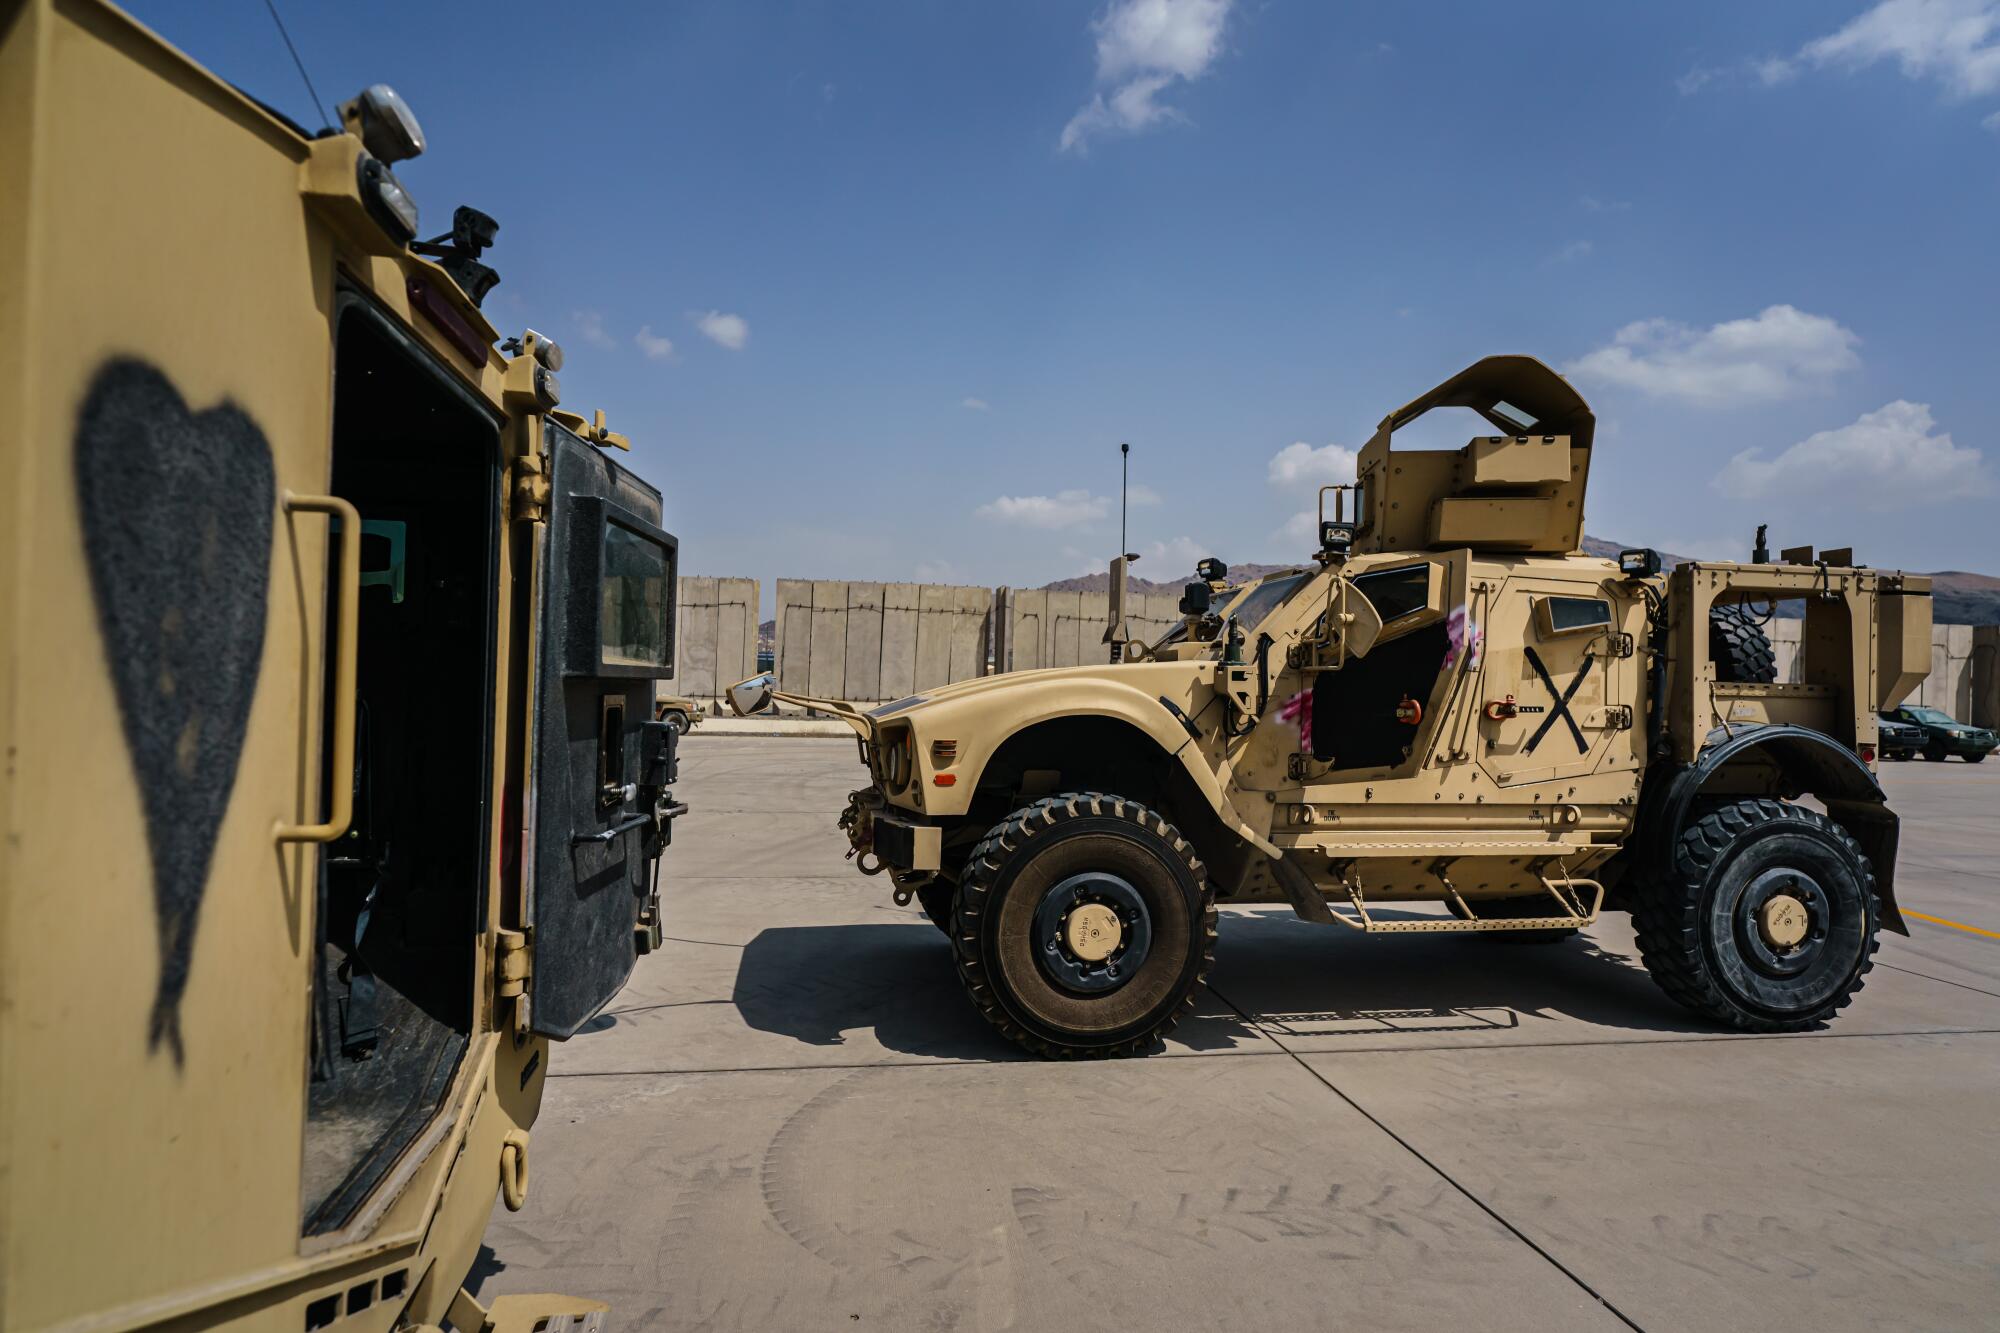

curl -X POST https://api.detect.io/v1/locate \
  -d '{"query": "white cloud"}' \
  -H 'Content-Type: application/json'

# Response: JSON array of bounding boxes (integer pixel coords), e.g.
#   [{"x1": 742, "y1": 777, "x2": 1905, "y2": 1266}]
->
[
  {"x1": 1984, "y1": 106, "x2": 2000, "y2": 128},
  {"x1": 1799, "y1": 0, "x2": 2000, "y2": 99},
  {"x1": 1127, "y1": 483, "x2": 1163, "y2": 505},
  {"x1": 1563, "y1": 305, "x2": 1861, "y2": 407},
  {"x1": 1267, "y1": 441, "x2": 1359, "y2": 486},
  {"x1": 962, "y1": 396, "x2": 991, "y2": 411},
  {"x1": 1060, "y1": 0, "x2": 1232, "y2": 154},
  {"x1": 978, "y1": 489, "x2": 1109, "y2": 528},
  {"x1": 1717, "y1": 400, "x2": 1991, "y2": 504},
  {"x1": 1580, "y1": 195, "x2": 1631, "y2": 212},
  {"x1": 692, "y1": 309, "x2": 750, "y2": 350},
  {"x1": 914, "y1": 558, "x2": 962, "y2": 583},
  {"x1": 634, "y1": 325, "x2": 675, "y2": 361},
  {"x1": 1548, "y1": 239, "x2": 1595, "y2": 264},
  {"x1": 571, "y1": 310, "x2": 616, "y2": 350},
  {"x1": 1141, "y1": 535, "x2": 1213, "y2": 573}
]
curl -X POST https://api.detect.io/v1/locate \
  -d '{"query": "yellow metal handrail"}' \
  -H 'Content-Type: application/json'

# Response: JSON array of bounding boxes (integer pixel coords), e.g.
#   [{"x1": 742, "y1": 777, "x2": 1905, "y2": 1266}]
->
[{"x1": 276, "y1": 491, "x2": 361, "y2": 845}]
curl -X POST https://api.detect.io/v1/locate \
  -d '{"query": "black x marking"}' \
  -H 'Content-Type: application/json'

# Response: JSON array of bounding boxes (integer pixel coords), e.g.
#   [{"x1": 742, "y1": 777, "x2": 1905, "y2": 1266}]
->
[{"x1": 1523, "y1": 647, "x2": 1593, "y2": 755}]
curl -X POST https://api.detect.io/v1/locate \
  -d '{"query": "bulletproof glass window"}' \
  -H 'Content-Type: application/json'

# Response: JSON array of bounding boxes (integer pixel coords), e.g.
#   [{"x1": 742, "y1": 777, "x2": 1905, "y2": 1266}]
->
[
  {"x1": 1352, "y1": 563, "x2": 1431, "y2": 625},
  {"x1": 1537, "y1": 595, "x2": 1612, "y2": 638}
]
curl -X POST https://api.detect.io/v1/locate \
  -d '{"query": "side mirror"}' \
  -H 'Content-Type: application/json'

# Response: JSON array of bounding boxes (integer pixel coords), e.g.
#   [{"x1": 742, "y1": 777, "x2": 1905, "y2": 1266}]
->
[{"x1": 727, "y1": 672, "x2": 776, "y2": 716}]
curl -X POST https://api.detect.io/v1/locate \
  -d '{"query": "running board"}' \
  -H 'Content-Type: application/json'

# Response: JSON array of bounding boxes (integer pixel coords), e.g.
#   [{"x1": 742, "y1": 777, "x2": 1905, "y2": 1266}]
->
[{"x1": 1267, "y1": 855, "x2": 1603, "y2": 934}]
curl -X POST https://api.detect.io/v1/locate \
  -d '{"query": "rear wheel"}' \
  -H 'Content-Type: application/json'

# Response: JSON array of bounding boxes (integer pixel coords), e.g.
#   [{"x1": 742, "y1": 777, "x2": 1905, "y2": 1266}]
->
[
  {"x1": 952, "y1": 792, "x2": 1215, "y2": 1058},
  {"x1": 1923, "y1": 743, "x2": 1946, "y2": 762},
  {"x1": 1968, "y1": 752, "x2": 1987, "y2": 764},
  {"x1": 1709, "y1": 605, "x2": 1777, "y2": 684},
  {"x1": 1633, "y1": 798, "x2": 1878, "y2": 1031}
]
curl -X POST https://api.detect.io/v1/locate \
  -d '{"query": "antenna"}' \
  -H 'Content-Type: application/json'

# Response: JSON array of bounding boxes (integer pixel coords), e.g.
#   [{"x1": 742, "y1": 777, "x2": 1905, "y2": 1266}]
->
[
  {"x1": 260, "y1": 0, "x2": 336, "y2": 131},
  {"x1": 1120, "y1": 442, "x2": 1131, "y2": 560}
]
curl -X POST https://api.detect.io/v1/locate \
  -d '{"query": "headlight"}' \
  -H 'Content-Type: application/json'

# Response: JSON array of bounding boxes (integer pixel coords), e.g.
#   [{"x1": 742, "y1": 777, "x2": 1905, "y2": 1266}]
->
[
  {"x1": 357, "y1": 154, "x2": 418, "y2": 245},
  {"x1": 879, "y1": 726, "x2": 914, "y2": 789}
]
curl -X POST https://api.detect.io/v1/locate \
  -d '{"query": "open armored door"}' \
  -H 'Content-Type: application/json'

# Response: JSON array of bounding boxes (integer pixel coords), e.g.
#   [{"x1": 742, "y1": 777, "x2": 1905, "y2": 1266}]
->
[{"x1": 526, "y1": 419, "x2": 679, "y2": 1037}]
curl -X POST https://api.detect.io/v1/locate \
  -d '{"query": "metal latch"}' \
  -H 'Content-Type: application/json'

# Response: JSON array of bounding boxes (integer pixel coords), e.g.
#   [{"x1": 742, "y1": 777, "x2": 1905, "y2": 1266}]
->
[{"x1": 1605, "y1": 631, "x2": 1634, "y2": 658}]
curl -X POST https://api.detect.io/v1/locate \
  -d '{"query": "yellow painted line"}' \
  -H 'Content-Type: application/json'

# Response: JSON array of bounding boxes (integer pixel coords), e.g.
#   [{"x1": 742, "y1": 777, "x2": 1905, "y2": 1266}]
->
[{"x1": 1903, "y1": 910, "x2": 2000, "y2": 941}]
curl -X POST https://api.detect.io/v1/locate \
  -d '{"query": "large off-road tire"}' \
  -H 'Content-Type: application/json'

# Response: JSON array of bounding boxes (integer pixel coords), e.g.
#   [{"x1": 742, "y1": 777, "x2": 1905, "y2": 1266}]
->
[
  {"x1": 951, "y1": 792, "x2": 1215, "y2": 1059},
  {"x1": 1709, "y1": 605, "x2": 1778, "y2": 684},
  {"x1": 1633, "y1": 798, "x2": 1878, "y2": 1032},
  {"x1": 1450, "y1": 894, "x2": 1581, "y2": 944}
]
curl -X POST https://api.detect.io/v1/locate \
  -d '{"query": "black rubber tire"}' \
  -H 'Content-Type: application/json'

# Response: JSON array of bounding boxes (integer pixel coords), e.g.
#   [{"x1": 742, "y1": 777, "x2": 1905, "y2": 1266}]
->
[
  {"x1": 662, "y1": 709, "x2": 690, "y2": 735},
  {"x1": 1709, "y1": 605, "x2": 1777, "y2": 684},
  {"x1": 1923, "y1": 743, "x2": 1946, "y2": 762},
  {"x1": 1968, "y1": 752, "x2": 1987, "y2": 764},
  {"x1": 916, "y1": 882, "x2": 955, "y2": 933},
  {"x1": 952, "y1": 792, "x2": 1215, "y2": 1059},
  {"x1": 1450, "y1": 894, "x2": 1581, "y2": 944},
  {"x1": 1632, "y1": 798, "x2": 1878, "y2": 1032}
]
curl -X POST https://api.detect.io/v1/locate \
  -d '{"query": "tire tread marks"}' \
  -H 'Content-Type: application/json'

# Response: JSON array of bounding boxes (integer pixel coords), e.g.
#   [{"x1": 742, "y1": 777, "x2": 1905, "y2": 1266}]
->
[{"x1": 951, "y1": 792, "x2": 1216, "y2": 1059}]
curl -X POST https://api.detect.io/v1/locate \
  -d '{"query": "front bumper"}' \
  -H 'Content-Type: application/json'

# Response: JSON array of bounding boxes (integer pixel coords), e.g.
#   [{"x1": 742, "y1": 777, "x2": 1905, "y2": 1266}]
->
[{"x1": 839, "y1": 789, "x2": 942, "y2": 872}]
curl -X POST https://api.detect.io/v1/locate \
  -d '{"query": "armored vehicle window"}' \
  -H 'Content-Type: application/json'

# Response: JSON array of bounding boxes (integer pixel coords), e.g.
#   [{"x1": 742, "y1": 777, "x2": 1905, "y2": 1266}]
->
[
  {"x1": 1231, "y1": 573, "x2": 1307, "y2": 632},
  {"x1": 1353, "y1": 563, "x2": 1431, "y2": 624},
  {"x1": 600, "y1": 518, "x2": 673, "y2": 668},
  {"x1": 1537, "y1": 595, "x2": 1612, "y2": 638}
]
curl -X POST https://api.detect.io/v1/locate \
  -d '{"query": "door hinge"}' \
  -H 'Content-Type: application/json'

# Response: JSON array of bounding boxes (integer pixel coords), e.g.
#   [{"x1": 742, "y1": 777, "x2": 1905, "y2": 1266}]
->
[
  {"x1": 496, "y1": 927, "x2": 532, "y2": 998},
  {"x1": 510, "y1": 456, "x2": 549, "y2": 523}
]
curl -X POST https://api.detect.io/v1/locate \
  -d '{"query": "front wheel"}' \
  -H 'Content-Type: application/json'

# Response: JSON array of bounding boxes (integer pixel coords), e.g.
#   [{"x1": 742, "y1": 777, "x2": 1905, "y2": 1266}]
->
[
  {"x1": 1633, "y1": 798, "x2": 1878, "y2": 1032},
  {"x1": 1923, "y1": 743, "x2": 1946, "y2": 761},
  {"x1": 952, "y1": 792, "x2": 1215, "y2": 1058},
  {"x1": 1968, "y1": 752, "x2": 1987, "y2": 764},
  {"x1": 662, "y1": 709, "x2": 690, "y2": 735}
]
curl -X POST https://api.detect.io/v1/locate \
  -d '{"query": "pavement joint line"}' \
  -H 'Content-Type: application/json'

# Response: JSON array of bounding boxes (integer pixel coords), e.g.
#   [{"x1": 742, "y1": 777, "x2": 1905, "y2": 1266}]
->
[
  {"x1": 548, "y1": 1027, "x2": 2000, "y2": 1078},
  {"x1": 1206, "y1": 982, "x2": 1647, "y2": 1333},
  {"x1": 1901, "y1": 909, "x2": 2000, "y2": 940},
  {"x1": 659, "y1": 935, "x2": 748, "y2": 949},
  {"x1": 1875, "y1": 962, "x2": 2000, "y2": 1000}
]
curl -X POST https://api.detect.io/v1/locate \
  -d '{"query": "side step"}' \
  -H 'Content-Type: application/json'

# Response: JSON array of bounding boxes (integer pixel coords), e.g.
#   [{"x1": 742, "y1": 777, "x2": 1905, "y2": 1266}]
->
[{"x1": 1268, "y1": 855, "x2": 1602, "y2": 934}]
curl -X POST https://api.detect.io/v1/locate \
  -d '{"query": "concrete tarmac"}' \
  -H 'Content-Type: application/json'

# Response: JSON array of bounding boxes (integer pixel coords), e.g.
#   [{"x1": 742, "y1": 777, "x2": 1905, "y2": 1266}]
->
[{"x1": 475, "y1": 741, "x2": 2000, "y2": 1331}]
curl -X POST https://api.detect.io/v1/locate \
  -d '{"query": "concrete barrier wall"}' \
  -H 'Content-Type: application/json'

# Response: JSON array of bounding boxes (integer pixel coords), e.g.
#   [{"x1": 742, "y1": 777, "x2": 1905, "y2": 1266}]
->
[
  {"x1": 1762, "y1": 618, "x2": 1981, "y2": 720},
  {"x1": 745, "y1": 574, "x2": 1998, "y2": 720},
  {"x1": 1001, "y1": 588, "x2": 1182, "y2": 672},
  {"x1": 674, "y1": 576, "x2": 758, "y2": 703},
  {"x1": 775, "y1": 579, "x2": 994, "y2": 701}
]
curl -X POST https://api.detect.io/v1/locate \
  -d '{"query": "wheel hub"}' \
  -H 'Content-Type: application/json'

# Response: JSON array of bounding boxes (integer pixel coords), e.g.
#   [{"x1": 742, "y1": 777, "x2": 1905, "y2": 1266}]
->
[
  {"x1": 1758, "y1": 893, "x2": 1810, "y2": 951},
  {"x1": 1033, "y1": 872, "x2": 1153, "y2": 994},
  {"x1": 1064, "y1": 901, "x2": 1123, "y2": 961}
]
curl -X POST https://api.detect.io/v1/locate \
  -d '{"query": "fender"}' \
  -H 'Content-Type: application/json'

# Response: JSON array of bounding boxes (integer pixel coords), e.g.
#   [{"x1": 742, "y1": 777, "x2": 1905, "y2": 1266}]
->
[
  {"x1": 917, "y1": 671, "x2": 1282, "y2": 858},
  {"x1": 1640, "y1": 724, "x2": 1906, "y2": 935}
]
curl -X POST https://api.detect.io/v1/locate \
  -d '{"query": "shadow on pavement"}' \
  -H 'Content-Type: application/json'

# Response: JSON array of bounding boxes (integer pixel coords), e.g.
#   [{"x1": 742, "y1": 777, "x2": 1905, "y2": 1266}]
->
[
  {"x1": 1213, "y1": 910, "x2": 1708, "y2": 1037},
  {"x1": 732, "y1": 910, "x2": 1710, "y2": 1059}
]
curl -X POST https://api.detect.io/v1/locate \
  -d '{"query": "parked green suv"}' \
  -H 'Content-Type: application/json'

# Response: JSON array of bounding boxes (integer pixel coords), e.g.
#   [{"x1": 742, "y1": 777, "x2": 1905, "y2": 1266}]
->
[{"x1": 1882, "y1": 705, "x2": 1997, "y2": 763}]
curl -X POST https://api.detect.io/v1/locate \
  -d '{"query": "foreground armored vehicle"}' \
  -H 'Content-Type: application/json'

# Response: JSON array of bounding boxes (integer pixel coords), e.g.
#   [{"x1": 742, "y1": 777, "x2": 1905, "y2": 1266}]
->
[
  {"x1": 1, "y1": 3, "x2": 683, "y2": 1325},
  {"x1": 732, "y1": 356, "x2": 1932, "y2": 1057}
]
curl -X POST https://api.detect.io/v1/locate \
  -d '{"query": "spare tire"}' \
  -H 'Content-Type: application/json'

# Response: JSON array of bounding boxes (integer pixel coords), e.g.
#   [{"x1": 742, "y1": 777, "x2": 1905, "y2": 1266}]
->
[{"x1": 1710, "y1": 605, "x2": 1777, "y2": 683}]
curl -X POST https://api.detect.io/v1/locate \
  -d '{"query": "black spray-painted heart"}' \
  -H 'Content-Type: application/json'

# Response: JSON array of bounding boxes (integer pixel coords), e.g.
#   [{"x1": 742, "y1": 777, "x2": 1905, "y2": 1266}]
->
[{"x1": 75, "y1": 359, "x2": 275, "y2": 1066}]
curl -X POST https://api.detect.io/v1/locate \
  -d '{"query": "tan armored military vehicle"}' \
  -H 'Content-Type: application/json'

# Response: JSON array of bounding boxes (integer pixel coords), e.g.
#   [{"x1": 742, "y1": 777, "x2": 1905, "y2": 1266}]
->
[
  {"x1": 732, "y1": 355, "x2": 1932, "y2": 1058},
  {"x1": 2, "y1": 3, "x2": 684, "y2": 1327}
]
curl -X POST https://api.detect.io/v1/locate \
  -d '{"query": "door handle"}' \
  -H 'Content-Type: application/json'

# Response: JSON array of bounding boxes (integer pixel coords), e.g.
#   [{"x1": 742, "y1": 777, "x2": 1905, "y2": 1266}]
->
[{"x1": 276, "y1": 491, "x2": 363, "y2": 845}]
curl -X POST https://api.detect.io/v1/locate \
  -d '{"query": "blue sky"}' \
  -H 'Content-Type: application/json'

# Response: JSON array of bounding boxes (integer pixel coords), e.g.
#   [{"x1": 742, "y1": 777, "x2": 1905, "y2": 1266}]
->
[{"x1": 133, "y1": 0, "x2": 1999, "y2": 595}]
